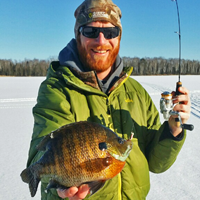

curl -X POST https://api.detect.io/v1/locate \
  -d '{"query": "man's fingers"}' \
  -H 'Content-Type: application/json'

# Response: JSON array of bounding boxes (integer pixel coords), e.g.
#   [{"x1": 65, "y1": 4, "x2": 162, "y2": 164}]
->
[
  {"x1": 77, "y1": 184, "x2": 90, "y2": 199},
  {"x1": 178, "y1": 86, "x2": 189, "y2": 95},
  {"x1": 57, "y1": 187, "x2": 78, "y2": 198},
  {"x1": 57, "y1": 185, "x2": 90, "y2": 200}
]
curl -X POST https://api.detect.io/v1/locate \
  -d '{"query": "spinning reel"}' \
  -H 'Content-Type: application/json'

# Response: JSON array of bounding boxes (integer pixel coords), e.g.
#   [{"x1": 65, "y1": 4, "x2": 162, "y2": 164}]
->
[{"x1": 160, "y1": 87, "x2": 194, "y2": 131}]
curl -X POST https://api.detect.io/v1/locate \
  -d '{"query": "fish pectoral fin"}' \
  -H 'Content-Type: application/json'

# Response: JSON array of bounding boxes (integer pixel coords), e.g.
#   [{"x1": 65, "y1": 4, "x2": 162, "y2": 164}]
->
[
  {"x1": 87, "y1": 180, "x2": 106, "y2": 196},
  {"x1": 79, "y1": 157, "x2": 113, "y2": 173}
]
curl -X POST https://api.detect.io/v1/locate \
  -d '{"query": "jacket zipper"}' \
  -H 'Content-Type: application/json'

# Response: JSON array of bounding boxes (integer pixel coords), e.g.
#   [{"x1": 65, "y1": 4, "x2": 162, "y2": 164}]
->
[{"x1": 118, "y1": 173, "x2": 122, "y2": 200}]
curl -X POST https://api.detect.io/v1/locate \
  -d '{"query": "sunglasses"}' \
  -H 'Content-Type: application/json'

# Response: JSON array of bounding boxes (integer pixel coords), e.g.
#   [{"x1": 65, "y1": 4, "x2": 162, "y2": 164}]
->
[{"x1": 79, "y1": 26, "x2": 120, "y2": 39}]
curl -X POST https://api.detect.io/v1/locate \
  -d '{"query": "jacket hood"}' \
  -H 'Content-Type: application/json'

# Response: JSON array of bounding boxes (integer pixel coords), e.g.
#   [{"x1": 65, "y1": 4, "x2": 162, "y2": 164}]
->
[{"x1": 58, "y1": 39, "x2": 85, "y2": 72}]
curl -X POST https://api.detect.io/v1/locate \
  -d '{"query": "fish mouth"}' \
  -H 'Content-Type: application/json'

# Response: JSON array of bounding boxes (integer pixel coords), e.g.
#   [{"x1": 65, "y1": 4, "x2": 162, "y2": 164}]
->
[{"x1": 107, "y1": 143, "x2": 132, "y2": 162}]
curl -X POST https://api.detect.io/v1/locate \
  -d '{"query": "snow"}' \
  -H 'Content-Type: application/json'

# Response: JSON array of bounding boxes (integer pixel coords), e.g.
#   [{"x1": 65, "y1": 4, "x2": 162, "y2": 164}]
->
[
  {"x1": 0, "y1": 76, "x2": 199, "y2": 200},
  {"x1": 133, "y1": 76, "x2": 200, "y2": 200}
]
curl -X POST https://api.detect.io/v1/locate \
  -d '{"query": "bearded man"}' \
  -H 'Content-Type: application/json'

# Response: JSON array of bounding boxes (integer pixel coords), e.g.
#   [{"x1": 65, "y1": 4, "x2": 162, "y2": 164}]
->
[{"x1": 26, "y1": 0, "x2": 191, "y2": 200}]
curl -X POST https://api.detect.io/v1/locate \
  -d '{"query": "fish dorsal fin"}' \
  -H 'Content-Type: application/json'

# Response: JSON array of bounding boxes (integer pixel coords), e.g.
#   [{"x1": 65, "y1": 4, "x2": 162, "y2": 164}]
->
[
  {"x1": 36, "y1": 125, "x2": 68, "y2": 151},
  {"x1": 36, "y1": 133, "x2": 53, "y2": 151}
]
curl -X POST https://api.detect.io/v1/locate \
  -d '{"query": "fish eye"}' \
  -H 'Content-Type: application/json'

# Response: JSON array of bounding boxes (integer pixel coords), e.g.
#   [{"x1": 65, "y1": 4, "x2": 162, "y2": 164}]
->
[
  {"x1": 99, "y1": 142, "x2": 107, "y2": 151},
  {"x1": 118, "y1": 138, "x2": 124, "y2": 144}
]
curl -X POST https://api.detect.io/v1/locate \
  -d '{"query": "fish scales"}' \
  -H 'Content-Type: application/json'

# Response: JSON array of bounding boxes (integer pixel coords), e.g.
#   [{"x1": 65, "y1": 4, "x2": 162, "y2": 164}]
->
[
  {"x1": 20, "y1": 121, "x2": 133, "y2": 197},
  {"x1": 84, "y1": 123, "x2": 109, "y2": 179},
  {"x1": 59, "y1": 123, "x2": 107, "y2": 185},
  {"x1": 55, "y1": 128, "x2": 78, "y2": 183},
  {"x1": 42, "y1": 123, "x2": 104, "y2": 186},
  {"x1": 77, "y1": 127, "x2": 94, "y2": 177},
  {"x1": 40, "y1": 139, "x2": 64, "y2": 182},
  {"x1": 78, "y1": 123, "x2": 106, "y2": 177}
]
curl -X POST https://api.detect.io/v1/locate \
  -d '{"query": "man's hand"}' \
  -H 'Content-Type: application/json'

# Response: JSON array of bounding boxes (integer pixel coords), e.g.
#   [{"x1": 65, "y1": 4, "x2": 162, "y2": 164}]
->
[
  {"x1": 169, "y1": 86, "x2": 191, "y2": 137},
  {"x1": 57, "y1": 184, "x2": 90, "y2": 200}
]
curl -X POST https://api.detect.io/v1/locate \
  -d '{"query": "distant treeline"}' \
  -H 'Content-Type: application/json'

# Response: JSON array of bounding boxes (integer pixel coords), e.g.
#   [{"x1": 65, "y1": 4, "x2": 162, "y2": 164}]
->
[
  {"x1": 123, "y1": 57, "x2": 200, "y2": 75},
  {"x1": 0, "y1": 57, "x2": 200, "y2": 76},
  {"x1": 0, "y1": 59, "x2": 50, "y2": 76}
]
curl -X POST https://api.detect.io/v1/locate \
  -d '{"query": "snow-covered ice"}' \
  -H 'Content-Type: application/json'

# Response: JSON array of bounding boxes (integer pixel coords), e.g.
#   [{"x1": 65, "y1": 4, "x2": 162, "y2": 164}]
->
[
  {"x1": 0, "y1": 76, "x2": 199, "y2": 200},
  {"x1": 134, "y1": 76, "x2": 200, "y2": 200}
]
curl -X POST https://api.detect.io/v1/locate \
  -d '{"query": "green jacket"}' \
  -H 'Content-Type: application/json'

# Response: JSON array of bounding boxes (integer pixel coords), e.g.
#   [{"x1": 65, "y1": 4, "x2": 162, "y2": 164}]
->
[{"x1": 27, "y1": 61, "x2": 186, "y2": 200}]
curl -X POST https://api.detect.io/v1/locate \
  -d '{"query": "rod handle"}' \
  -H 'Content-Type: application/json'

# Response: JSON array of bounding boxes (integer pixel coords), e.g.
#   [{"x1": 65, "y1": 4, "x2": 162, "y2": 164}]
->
[
  {"x1": 175, "y1": 81, "x2": 194, "y2": 131},
  {"x1": 175, "y1": 81, "x2": 182, "y2": 96},
  {"x1": 175, "y1": 81, "x2": 183, "y2": 126}
]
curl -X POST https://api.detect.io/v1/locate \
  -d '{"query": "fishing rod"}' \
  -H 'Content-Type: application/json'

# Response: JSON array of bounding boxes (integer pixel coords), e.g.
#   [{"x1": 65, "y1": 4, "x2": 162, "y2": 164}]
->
[
  {"x1": 173, "y1": 0, "x2": 181, "y2": 83},
  {"x1": 173, "y1": 0, "x2": 182, "y2": 97},
  {"x1": 160, "y1": 0, "x2": 194, "y2": 131}
]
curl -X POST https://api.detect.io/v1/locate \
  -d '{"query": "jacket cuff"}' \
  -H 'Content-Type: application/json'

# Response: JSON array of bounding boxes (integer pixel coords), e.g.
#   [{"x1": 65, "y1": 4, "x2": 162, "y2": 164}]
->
[{"x1": 159, "y1": 121, "x2": 185, "y2": 142}]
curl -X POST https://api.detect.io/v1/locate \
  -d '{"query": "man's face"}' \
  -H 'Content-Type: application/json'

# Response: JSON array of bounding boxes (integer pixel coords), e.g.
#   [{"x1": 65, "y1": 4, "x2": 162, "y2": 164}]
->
[{"x1": 77, "y1": 21, "x2": 120, "y2": 74}]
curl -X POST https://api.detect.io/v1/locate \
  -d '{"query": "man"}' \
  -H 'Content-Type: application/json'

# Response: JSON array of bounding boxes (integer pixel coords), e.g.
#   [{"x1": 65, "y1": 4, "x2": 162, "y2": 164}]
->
[{"x1": 26, "y1": 0, "x2": 191, "y2": 199}]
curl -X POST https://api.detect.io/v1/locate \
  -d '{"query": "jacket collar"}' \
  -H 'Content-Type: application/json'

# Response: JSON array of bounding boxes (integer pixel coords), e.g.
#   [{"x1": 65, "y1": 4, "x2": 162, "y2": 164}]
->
[{"x1": 49, "y1": 61, "x2": 133, "y2": 95}]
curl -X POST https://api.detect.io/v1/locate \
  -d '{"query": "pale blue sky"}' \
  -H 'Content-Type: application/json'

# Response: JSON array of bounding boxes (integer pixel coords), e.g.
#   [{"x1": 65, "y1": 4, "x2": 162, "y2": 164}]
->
[{"x1": 0, "y1": 0, "x2": 199, "y2": 61}]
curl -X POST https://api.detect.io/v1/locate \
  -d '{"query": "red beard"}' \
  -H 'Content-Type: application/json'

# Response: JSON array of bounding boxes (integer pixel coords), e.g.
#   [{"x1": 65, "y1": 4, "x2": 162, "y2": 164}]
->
[{"x1": 77, "y1": 39, "x2": 120, "y2": 73}]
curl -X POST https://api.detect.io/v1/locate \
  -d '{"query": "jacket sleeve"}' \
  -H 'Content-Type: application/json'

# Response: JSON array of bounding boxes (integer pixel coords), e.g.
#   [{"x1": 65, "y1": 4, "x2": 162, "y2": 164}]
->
[
  {"x1": 27, "y1": 77, "x2": 75, "y2": 167},
  {"x1": 144, "y1": 91, "x2": 186, "y2": 173}
]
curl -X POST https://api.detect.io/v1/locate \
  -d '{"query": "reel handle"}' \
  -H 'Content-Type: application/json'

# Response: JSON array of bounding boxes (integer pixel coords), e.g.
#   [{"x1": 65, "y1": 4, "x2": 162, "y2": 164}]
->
[{"x1": 182, "y1": 124, "x2": 194, "y2": 131}]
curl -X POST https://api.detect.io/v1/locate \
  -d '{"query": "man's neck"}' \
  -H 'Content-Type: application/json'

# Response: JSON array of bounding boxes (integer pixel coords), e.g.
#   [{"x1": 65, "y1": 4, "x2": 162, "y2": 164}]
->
[{"x1": 96, "y1": 66, "x2": 114, "y2": 81}]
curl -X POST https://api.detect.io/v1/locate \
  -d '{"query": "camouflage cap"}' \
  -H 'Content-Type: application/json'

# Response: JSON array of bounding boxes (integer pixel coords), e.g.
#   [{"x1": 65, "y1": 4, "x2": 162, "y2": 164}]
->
[{"x1": 74, "y1": 0, "x2": 122, "y2": 38}]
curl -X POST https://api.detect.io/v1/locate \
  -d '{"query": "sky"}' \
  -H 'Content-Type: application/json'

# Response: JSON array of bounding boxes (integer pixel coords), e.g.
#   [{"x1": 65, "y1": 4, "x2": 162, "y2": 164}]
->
[{"x1": 0, "y1": 0, "x2": 199, "y2": 61}]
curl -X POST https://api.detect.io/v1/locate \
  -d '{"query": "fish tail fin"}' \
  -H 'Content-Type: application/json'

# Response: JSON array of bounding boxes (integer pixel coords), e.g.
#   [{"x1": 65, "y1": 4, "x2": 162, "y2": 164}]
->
[{"x1": 20, "y1": 165, "x2": 41, "y2": 197}]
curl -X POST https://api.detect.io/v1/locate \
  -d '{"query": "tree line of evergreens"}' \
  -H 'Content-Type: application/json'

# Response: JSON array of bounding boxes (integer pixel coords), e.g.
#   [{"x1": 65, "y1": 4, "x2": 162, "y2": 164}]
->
[
  {"x1": 123, "y1": 57, "x2": 200, "y2": 75},
  {"x1": 0, "y1": 57, "x2": 199, "y2": 76},
  {"x1": 0, "y1": 59, "x2": 49, "y2": 76}
]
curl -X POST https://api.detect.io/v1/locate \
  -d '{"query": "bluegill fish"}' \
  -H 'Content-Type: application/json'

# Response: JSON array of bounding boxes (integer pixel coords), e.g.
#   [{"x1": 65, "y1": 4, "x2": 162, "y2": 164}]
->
[{"x1": 20, "y1": 121, "x2": 133, "y2": 197}]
